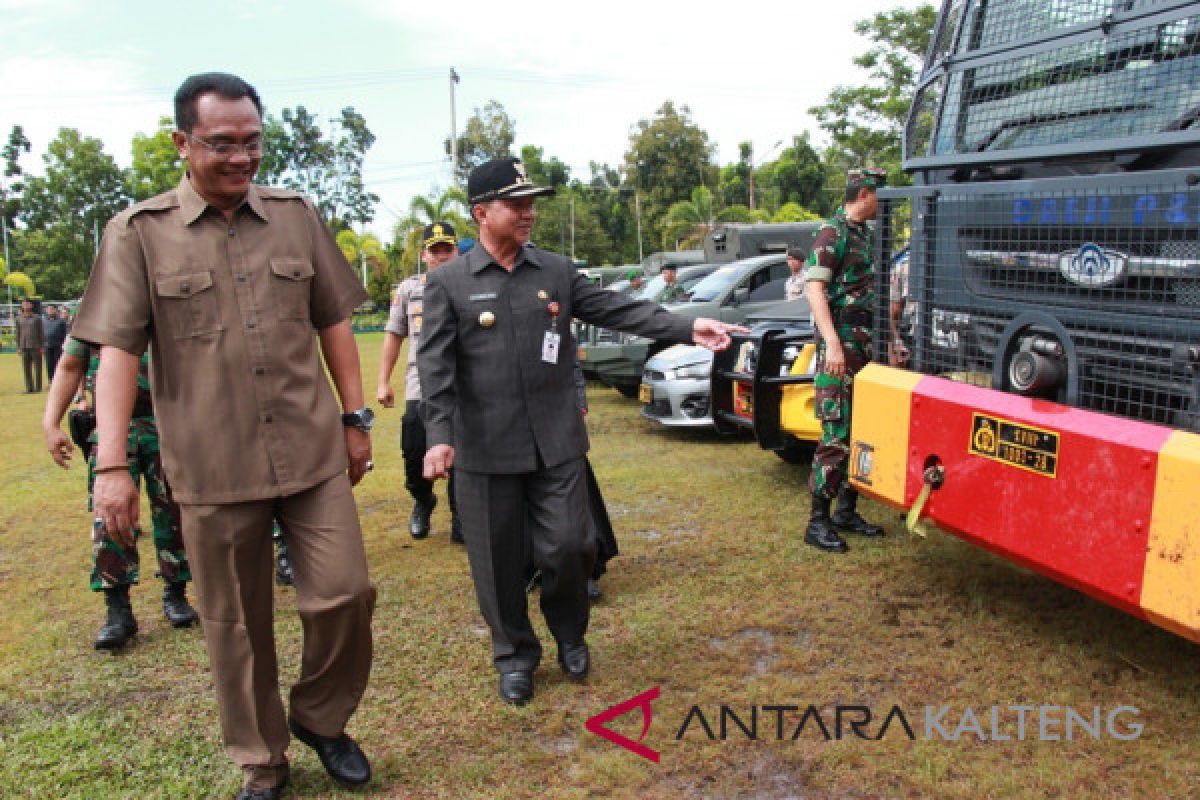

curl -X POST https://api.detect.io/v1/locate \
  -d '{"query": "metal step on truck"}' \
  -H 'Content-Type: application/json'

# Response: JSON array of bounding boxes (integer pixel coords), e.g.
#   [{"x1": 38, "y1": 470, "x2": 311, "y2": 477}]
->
[{"x1": 737, "y1": 0, "x2": 1200, "y2": 644}]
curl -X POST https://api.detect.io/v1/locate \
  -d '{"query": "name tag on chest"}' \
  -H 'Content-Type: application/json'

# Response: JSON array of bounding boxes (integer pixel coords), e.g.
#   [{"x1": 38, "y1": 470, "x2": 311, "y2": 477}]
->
[
  {"x1": 469, "y1": 292, "x2": 499, "y2": 302},
  {"x1": 542, "y1": 331, "x2": 561, "y2": 364}
]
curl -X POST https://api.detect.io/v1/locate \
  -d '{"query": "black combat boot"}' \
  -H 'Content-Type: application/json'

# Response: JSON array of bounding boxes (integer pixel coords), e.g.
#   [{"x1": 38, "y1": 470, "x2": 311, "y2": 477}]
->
[
  {"x1": 162, "y1": 581, "x2": 199, "y2": 628},
  {"x1": 409, "y1": 495, "x2": 436, "y2": 539},
  {"x1": 275, "y1": 537, "x2": 294, "y2": 587},
  {"x1": 804, "y1": 496, "x2": 849, "y2": 553},
  {"x1": 95, "y1": 585, "x2": 138, "y2": 650},
  {"x1": 831, "y1": 487, "x2": 885, "y2": 537}
]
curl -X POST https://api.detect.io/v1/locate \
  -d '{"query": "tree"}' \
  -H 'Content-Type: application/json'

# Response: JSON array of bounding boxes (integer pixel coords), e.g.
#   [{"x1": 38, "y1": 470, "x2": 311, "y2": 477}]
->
[
  {"x1": 258, "y1": 106, "x2": 379, "y2": 229},
  {"x1": 128, "y1": 116, "x2": 184, "y2": 201},
  {"x1": 808, "y1": 4, "x2": 936, "y2": 179},
  {"x1": 718, "y1": 142, "x2": 753, "y2": 209},
  {"x1": 18, "y1": 128, "x2": 129, "y2": 298},
  {"x1": 336, "y1": 230, "x2": 390, "y2": 305},
  {"x1": 767, "y1": 132, "x2": 829, "y2": 215},
  {"x1": 772, "y1": 202, "x2": 821, "y2": 223},
  {"x1": 2, "y1": 125, "x2": 32, "y2": 233},
  {"x1": 446, "y1": 100, "x2": 516, "y2": 186},
  {"x1": 391, "y1": 186, "x2": 472, "y2": 278},
  {"x1": 663, "y1": 186, "x2": 716, "y2": 250},
  {"x1": 623, "y1": 101, "x2": 717, "y2": 249}
]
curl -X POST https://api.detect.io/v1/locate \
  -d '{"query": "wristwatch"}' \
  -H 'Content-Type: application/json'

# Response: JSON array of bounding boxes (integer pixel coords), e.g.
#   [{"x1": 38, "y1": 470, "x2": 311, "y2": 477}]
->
[{"x1": 341, "y1": 406, "x2": 375, "y2": 433}]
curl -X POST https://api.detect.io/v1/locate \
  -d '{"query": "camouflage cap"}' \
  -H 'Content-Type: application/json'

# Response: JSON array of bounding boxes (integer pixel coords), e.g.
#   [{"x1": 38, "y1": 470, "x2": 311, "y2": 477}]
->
[{"x1": 846, "y1": 167, "x2": 888, "y2": 191}]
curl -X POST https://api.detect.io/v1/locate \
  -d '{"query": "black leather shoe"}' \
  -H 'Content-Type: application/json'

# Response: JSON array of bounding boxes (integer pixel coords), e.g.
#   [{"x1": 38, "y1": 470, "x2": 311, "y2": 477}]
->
[
  {"x1": 235, "y1": 774, "x2": 287, "y2": 800},
  {"x1": 498, "y1": 670, "x2": 534, "y2": 705},
  {"x1": 558, "y1": 640, "x2": 590, "y2": 680},
  {"x1": 162, "y1": 582, "x2": 199, "y2": 628},
  {"x1": 450, "y1": 516, "x2": 464, "y2": 544},
  {"x1": 804, "y1": 517, "x2": 849, "y2": 553},
  {"x1": 587, "y1": 579, "x2": 603, "y2": 601},
  {"x1": 409, "y1": 496, "x2": 436, "y2": 539},
  {"x1": 831, "y1": 509, "x2": 885, "y2": 537},
  {"x1": 288, "y1": 717, "x2": 371, "y2": 787},
  {"x1": 95, "y1": 587, "x2": 138, "y2": 650}
]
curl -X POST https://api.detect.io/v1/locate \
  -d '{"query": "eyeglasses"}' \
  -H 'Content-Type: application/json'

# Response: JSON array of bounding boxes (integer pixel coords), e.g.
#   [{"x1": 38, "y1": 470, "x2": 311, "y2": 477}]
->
[{"x1": 189, "y1": 134, "x2": 263, "y2": 158}]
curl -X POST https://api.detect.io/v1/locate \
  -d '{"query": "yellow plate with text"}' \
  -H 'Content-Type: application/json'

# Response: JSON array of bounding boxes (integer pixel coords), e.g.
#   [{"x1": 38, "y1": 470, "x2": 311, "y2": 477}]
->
[{"x1": 969, "y1": 413, "x2": 1059, "y2": 477}]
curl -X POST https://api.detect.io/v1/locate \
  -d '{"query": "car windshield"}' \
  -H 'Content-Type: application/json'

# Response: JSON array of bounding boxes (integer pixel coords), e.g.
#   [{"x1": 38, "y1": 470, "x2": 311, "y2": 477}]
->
[
  {"x1": 634, "y1": 275, "x2": 667, "y2": 300},
  {"x1": 686, "y1": 266, "x2": 742, "y2": 302}
]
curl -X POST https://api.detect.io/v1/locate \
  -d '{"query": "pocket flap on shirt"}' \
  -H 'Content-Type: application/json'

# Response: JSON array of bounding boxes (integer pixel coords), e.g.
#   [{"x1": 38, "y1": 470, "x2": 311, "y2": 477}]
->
[
  {"x1": 155, "y1": 271, "x2": 214, "y2": 298},
  {"x1": 270, "y1": 258, "x2": 315, "y2": 281}
]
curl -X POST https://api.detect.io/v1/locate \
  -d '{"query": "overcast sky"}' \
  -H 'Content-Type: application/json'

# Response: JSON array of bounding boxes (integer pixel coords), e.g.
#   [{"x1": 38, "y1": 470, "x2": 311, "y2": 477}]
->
[{"x1": 2, "y1": 0, "x2": 931, "y2": 238}]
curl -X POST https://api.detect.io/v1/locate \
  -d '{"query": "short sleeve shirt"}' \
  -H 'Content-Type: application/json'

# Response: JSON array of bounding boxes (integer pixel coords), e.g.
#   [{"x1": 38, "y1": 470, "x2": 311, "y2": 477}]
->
[
  {"x1": 384, "y1": 274, "x2": 427, "y2": 401},
  {"x1": 805, "y1": 209, "x2": 875, "y2": 315},
  {"x1": 71, "y1": 176, "x2": 368, "y2": 504}
]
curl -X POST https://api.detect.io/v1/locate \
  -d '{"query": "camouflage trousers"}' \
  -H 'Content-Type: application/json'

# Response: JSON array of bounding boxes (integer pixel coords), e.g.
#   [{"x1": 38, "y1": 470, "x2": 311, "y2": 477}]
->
[
  {"x1": 87, "y1": 418, "x2": 190, "y2": 590},
  {"x1": 809, "y1": 326, "x2": 872, "y2": 501}
]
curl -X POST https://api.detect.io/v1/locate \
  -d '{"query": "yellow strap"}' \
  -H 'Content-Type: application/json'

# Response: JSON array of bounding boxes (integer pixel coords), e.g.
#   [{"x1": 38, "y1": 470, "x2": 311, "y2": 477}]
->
[{"x1": 905, "y1": 481, "x2": 932, "y2": 538}]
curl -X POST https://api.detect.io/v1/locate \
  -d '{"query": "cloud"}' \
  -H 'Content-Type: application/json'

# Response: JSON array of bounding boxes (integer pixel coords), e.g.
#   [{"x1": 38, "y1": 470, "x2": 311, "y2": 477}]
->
[{"x1": 2, "y1": 54, "x2": 169, "y2": 168}]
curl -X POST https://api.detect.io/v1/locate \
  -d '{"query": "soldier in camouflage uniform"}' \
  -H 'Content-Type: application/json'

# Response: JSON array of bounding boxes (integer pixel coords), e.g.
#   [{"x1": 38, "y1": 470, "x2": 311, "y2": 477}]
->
[
  {"x1": 658, "y1": 265, "x2": 689, "y2": 303},
  {"x1": 44, "y1": 335, "x2": 198, "y2": 649},
  {"x1": 803, "y1": 168, "x2": 888, "y2": 552}
]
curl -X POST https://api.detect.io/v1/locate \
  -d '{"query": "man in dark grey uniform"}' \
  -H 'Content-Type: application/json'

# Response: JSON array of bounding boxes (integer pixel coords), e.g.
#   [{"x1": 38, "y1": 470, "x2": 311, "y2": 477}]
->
[{"x1": 417, "y1": 157, "x2": 743, "y2": 705}]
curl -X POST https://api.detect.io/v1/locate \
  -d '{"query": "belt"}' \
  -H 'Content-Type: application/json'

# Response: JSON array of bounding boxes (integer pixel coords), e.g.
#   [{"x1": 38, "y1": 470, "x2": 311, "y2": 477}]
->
[
  {"x1": 131, "y1": 397, "x2": 155, "y2": 419},
  {"x1": 835, "y1": 308, "x2": 873, "y2": 327}
]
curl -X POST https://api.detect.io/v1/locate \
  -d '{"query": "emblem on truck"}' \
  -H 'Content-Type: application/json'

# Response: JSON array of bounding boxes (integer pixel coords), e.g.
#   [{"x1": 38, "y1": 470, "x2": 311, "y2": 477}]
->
[{"x1": 1059, "y1": 243, "x2": 1127, "y2": 287}]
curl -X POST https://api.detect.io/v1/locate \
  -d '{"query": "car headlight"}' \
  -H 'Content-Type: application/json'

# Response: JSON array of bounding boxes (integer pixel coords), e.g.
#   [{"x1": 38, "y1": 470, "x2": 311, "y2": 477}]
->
[{"x1": 666, "y1": 362, "x2": 710, "y2": 381}]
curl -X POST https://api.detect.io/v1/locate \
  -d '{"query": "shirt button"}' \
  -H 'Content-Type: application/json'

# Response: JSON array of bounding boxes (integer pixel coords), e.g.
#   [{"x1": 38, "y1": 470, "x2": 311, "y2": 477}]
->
[
  {"x1": 236, "y1": 273, "x2": 247, "y2": 282},
  {"x1": 180, "y1": 282, "x2": 190, "y2": 293},
  {"x1": 228, "y1": 227, "x2": 236, "y2": 237},
  {"x1": 263, "y1": 414, "x2": 273, "y2": 423},
  {"x1": 253, "y1": 366, "x2": 265, "y2": 376},
  {"x1": 246, "y1": 318, "x2": 257, "y2": 329}
]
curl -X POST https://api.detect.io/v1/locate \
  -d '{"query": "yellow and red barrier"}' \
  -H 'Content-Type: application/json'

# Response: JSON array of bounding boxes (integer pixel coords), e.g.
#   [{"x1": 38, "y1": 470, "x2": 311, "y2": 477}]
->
[{"x1": 850, "y1": 364, "x2": 1200, "y2": 644}]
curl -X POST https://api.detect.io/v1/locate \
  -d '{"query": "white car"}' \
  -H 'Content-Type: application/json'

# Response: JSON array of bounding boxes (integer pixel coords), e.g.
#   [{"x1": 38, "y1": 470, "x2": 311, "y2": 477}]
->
[{"x1": 638, "y1": 343, "x2": 715, "y2": 427}]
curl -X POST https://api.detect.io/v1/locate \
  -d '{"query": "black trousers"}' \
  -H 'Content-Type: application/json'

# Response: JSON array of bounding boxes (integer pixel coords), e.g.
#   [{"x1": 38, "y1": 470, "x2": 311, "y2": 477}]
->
[
  {"x1": 45, "y1": 345, "x2": 62, "y2": 383},
  {"x1": 455, "y1": 457, "x2": 594, "y2": 673},
  {"x1": 402, "y1": 400, "x2": 456, "y2": 513},
  {"x1": 21, "y1": 349, "x2": 42, "y2": 392}
]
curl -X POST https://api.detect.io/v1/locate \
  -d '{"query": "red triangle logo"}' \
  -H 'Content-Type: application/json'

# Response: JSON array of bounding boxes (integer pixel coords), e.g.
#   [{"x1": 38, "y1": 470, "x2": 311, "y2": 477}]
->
[{"x1": 585, "y1": 686, "x2": 661, "y2": 763}]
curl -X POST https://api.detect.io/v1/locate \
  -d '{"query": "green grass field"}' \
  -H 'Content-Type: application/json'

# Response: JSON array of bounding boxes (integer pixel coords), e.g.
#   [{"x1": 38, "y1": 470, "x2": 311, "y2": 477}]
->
[{"x1": 1, "y1": 333, "x2": 1197, "y2": 799}]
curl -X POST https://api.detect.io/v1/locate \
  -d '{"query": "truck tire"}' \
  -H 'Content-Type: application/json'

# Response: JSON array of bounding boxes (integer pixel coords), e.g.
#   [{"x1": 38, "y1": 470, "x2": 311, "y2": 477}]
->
[{"x1": 774, "y1": 440, "x2": 814, "y2": 465}]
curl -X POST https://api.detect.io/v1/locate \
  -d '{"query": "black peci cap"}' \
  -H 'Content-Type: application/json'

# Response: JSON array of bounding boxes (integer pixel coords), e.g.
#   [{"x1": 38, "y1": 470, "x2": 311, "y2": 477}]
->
[{"x1": 467, "y1": 157, "x2": 556, "y2": 205}]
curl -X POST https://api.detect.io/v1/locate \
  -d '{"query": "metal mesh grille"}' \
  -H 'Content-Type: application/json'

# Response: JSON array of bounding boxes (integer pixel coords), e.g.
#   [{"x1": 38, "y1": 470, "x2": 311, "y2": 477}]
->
[
  {"x1": 960, "y1": 0, "x2": 1112, "y2": 52},
  {"x1": 875, "y1": 180, "x2": 1200, "y2": 432},
  {"x1": 934, "y1": 11, "x2": 1200, "y2": 156},
  {"x1": 907, "y1": 78, "x2": 943, "y2": 160}
]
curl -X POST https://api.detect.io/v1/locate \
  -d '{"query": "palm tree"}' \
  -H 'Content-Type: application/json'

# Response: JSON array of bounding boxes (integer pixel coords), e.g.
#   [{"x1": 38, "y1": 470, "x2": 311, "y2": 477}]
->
[
  {"x1": 663, "y1": 186, "x2": 715, "y2": 250},
  {"x1": 392, "y1": 186, "x2": 474, "y2": 274}
]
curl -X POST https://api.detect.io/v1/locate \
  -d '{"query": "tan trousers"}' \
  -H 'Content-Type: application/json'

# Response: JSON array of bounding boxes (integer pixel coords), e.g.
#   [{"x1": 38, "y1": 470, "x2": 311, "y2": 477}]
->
[{"x1": 180, "y1": 473, "x2": 375, "y2": 790}]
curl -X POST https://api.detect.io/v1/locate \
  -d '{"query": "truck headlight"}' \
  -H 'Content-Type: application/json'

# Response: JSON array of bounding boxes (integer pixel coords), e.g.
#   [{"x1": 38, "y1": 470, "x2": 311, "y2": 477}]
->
[{"x1": 931, "y1": 309, "x2": 970, "y2": 349}]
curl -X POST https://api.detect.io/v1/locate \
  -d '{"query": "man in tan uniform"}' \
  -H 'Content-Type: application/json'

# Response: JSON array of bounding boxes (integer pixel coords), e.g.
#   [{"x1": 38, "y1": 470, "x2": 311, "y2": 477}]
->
[{"x1": 73, "y1": 73, "x2": 375, "y2": 800}]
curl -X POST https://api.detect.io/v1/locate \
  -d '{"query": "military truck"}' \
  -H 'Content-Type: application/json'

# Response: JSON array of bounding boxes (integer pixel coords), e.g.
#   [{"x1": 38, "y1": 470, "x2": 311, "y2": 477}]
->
[
  {"x1": 738, "y1": 0, "x2": 1200, "y2": 645},
  {"x1": 703, "y1": 222, "x2": 823, "y2": 264}
]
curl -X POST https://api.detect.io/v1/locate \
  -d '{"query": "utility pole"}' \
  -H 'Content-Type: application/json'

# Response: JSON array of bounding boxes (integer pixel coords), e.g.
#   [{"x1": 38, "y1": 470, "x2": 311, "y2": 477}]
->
[
  {"x1": 634, "y1": 190, "x2": 643, "y2": 263},
  {"x1": 569, "y1": 192, "x2": 575, "y2": 260},
  {"x1": 449, "y1": 68, "x2": 460, "y2": 186},
  {"x1": 748, "y1": 139, "x2": 783, "y2": 211}
]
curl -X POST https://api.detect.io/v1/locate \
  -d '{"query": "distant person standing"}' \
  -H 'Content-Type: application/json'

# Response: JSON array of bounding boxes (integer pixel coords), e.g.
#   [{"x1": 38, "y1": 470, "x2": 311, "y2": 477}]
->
[
  {"x1": 659, "y1": 265, "x2": 687, "y2": 303},
  {"x1": 376, "y1": 222, "x2": 463, "y2": 543},
  {"x1": 785, "y1": 247, "x2": 806, "y2": 301},
  {"x1": 43, "y1": 304, "x2": 69, "y2": 381},
  {"x1": 804, "y1": 168, "x2": 888, "y2": 553},
  {"x1": 16, "y1": 298, "x2": 44, "y2": 392}
]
